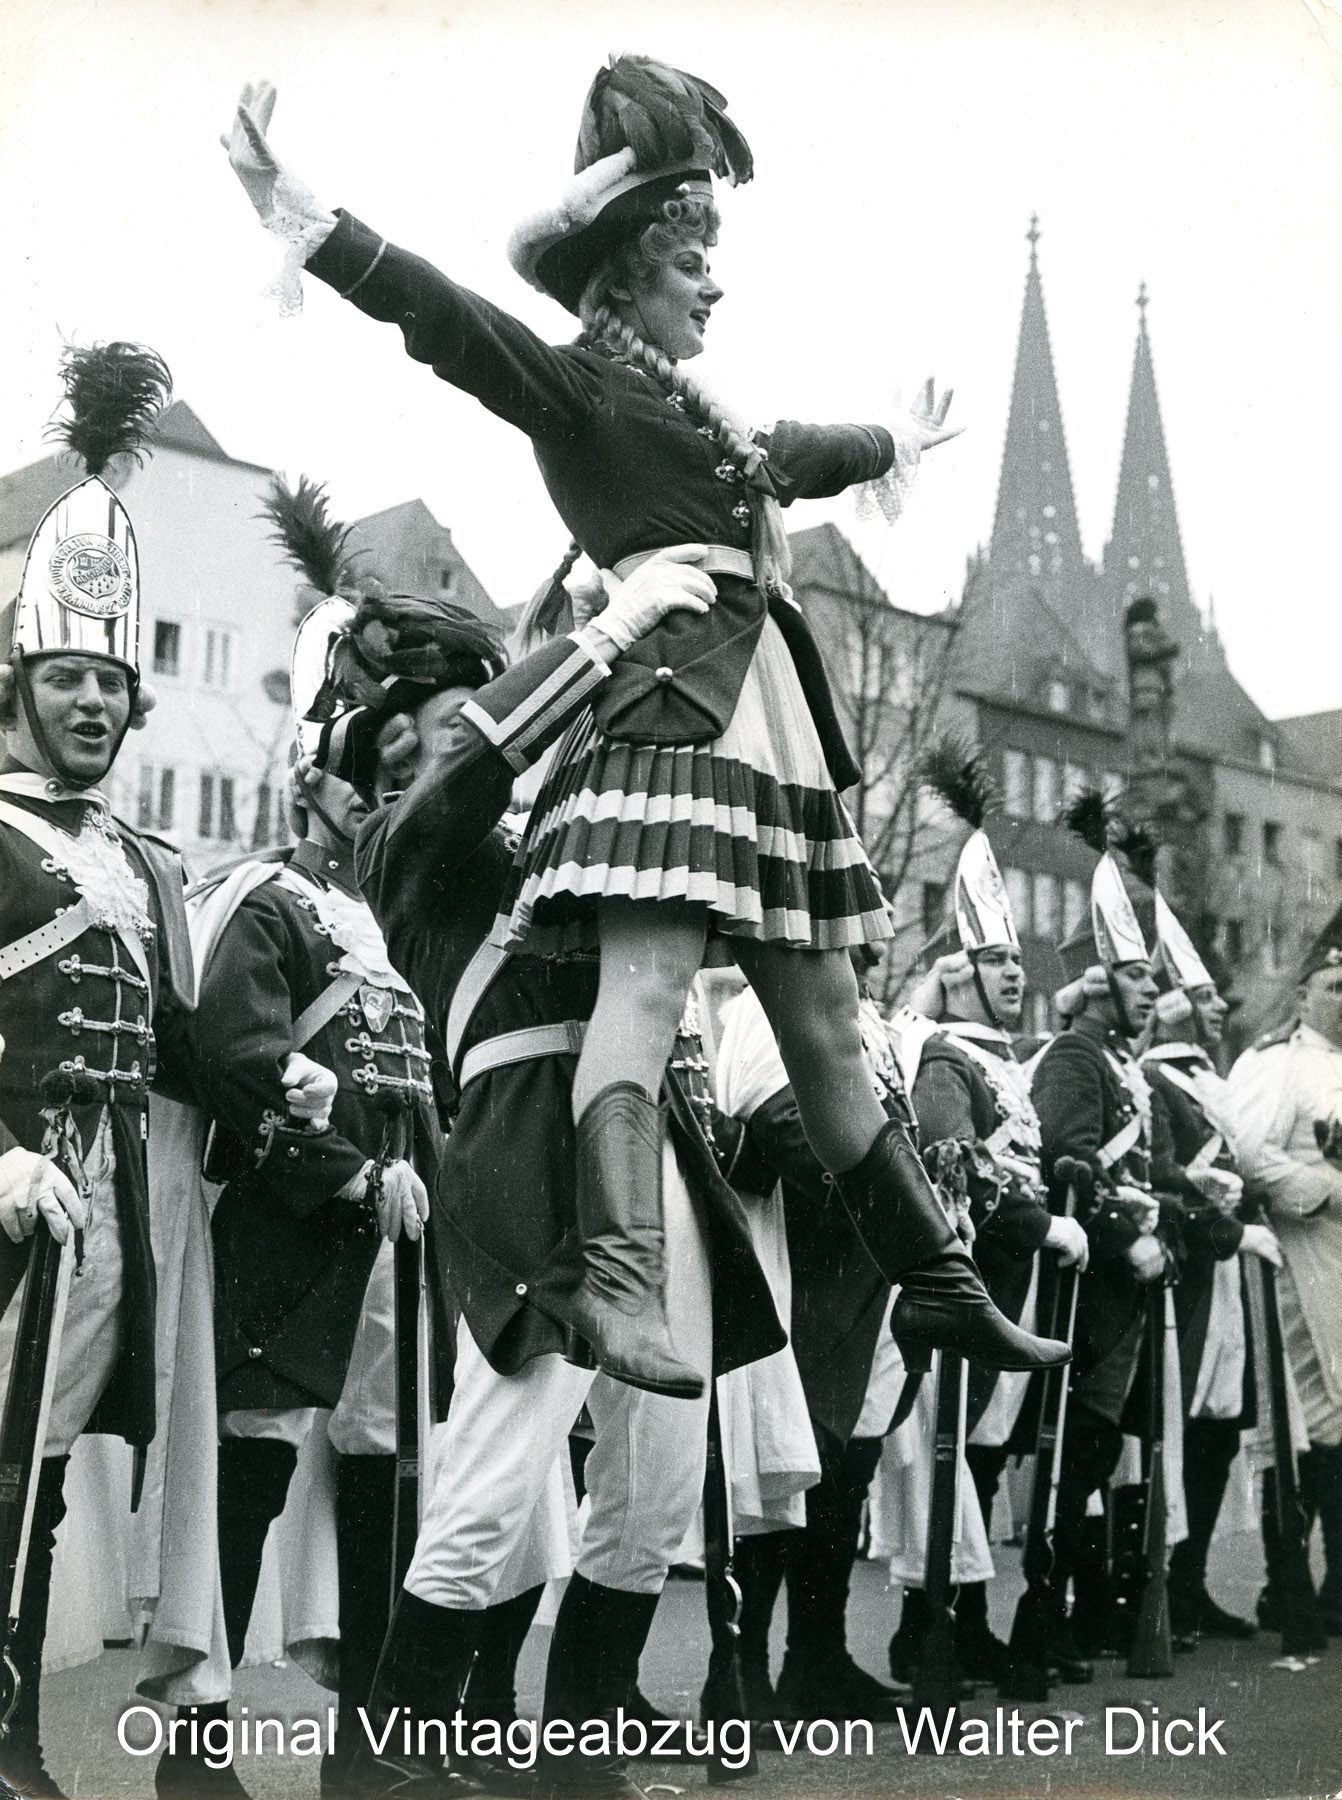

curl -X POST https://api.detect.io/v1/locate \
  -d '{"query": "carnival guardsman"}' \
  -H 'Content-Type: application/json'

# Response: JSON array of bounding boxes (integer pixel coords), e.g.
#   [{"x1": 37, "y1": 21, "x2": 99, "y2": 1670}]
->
[
  {"x1": 0, "y1": 344, "x2": 197, "y2": 1798},
  {"x1": 152, "y1": 482, "x2": 454, "y2": 1799},
  {"x1": 1029, "y1": 793, "x2": 1177, "y2": 1661},
  {"x1": 711, "y1": 944, "x2": 909, "y2": 1726},
  {"x1": 1142, "y1": 889, "x2": 1280, "y2": 1642},
  {"x1": 316, "y1": 549, "x2": 785, "y2": 1800},
  {"x1": 886, "y1": 739, "x2": 1089, "y2": 1682},
  {"x1": 1227, "y1": 902, "x2": 1342, "y2": 1636}
]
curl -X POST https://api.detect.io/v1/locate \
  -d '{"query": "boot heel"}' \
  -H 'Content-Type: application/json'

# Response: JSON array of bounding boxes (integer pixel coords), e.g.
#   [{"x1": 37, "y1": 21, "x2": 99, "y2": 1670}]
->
[
  {"x1": 564, "y1": 1325, "x2": 597, "y2": 1370},
  {"x1": 897, "y1": 1339, "x2": 934, "y2": 1377}
]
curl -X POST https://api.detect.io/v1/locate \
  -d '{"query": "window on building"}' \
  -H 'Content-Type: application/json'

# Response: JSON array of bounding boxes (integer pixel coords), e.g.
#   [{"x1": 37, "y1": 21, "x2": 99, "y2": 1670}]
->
[
  {"x1": 921, "y1": 881, "x2": 947, "y2": 941},
  {"x1": 1047, "y1": 678, "x2": 1070, "y2": 714},
  {"x1": 1027, "y1": 992, "x2": 1052, "y2": 1037},
  {"x1": 137, "y1": 764, "x2": 154, "y2": 830},
  {"x1": 1087, "y1": 688, "x2": 1108, "y2": 723},
  {"x1": 1223, "y1": 812, "x2": 1245, "y2": 857},
  {"x1": 1101, "y1": 770, "x2": 1125, "y2": 803},
  {"x1": 1263, "y1": 927, "x2": 1281, "y2": 976},
  {"x1": 1002, "y1": 749, "x2": 1030, "y2": 819},
  {"x1": 1223, "y1": 919, "x2": 1245, "y2": 966},
  {"x1": 1062, "y1": 877, "x2": 1087, "y2": 937},
  {"x1": 1258, "y1": 735, "x2": 1276, "y2": 773},
  {"x1": 157, "y1": 768, "x2": 175, "y2": 832},
  {"x1": 152, "y1": 620, "x2": 181, "y2": 677},
  {"x1": 1031, "y1": 872, "x2": 1062, "y2": 940},
  {"x1": 1004, "y1": 867, "x2": 1031, "y2": 935},
  {"x1": 252, "y1": 782, "x2": 273, "y2": 849},
  {"x1": 1062, "y1": 761, "x2": 1089, "y2": 803},
  {"x1": 1263, "y1": 821, "x2": 1283, "y2": 867},
  {"x1": 1032, "y1": 755, "x2": 1059, "y2": 824},
  {"x1": 204, "y1": 627, "x2": 235, "y2": 689},
  {"x1": 439, "y1": 567, "x2": 455, "y2": 593},
  {"x1": 1303, "y1": 830, "x2": 1325, "y2": 887},
  {"x1": 138, "y1": 765, "x2": 175, "y2": 832},
  {"x1": 1336, "y1": 838, "x2": 1342, "y2": 881},
  {"x1": 218, "y1": 777, "x2": 237, "y2": 842},
  {"x1": 198, "y1": 773, "x2": 215, "y2": 838}
]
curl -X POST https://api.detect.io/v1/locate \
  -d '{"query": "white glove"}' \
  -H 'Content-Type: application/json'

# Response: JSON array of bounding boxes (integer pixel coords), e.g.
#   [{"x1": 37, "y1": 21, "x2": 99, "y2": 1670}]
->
[
  {"x1": 373, "y1": 1160, "x2": 429, "y2": 1243},
  {"x1": 221, "y1": 81, "x2": 336, "y2": 313},
  {"x1": 0, "y1": 1147, "x2": 87, "y2": 1247},
  {"x1": 1127, "y1": 1233, "x2": 1167, "y2": 1284},
  {"x1": 587, "y1": 548, "x2": 717, "y2": 654},
  {"x1": 280, "y1": 1052, "x2": 337, "y2": 1129},
  {"x1": 1188, "y1": 1165, "x2": 1244, "y2": 1211},
  {"x1": 1045, "y1": 1213, "x2": 1090, "y2": 1271},
  {"x1": 1239, "y1": 1222, "x2": 1283, "y2": 1268},
  {"x1": 1114, "y1": 1184, "x2": 1160, "y2": 1235}
]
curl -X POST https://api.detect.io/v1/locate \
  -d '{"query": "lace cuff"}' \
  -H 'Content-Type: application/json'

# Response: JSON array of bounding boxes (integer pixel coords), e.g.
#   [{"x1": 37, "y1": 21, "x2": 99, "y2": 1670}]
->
[
  {"x1": 260, "y1": 168, "x2": 338, "y2": 317},
  {"x1": 853, "y1": 409, "x2": 924, "y2": 526}
]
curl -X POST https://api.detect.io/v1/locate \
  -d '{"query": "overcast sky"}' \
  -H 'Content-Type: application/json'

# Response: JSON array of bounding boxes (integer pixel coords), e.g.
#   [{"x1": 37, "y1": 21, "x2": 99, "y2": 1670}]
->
[{"x1": 3, "y1": 0, "x2": 1340, "y2": 719}]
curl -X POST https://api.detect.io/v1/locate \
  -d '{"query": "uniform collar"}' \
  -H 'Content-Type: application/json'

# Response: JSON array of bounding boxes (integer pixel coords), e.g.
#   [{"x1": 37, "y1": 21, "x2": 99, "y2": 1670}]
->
[
  {"x1": 941, "y1": 1019, "x2": 1014, "y2": 1059},
  {"x1": 289, "y1": 834, "x2": 361, "y2": 898},
  {"x1": 1296, "y1": 1022, "x2": 1342, "y2": 1057},
  {"x1": 1072, "y1": 1013, "x2": 1134, "y2": 1058},
  {"x1": 0, "y1": 761, "x2": 111, "y2": 815},
  {"x1": 1145, "y1": 1041, "x2": 1213, "y2": 1069}
]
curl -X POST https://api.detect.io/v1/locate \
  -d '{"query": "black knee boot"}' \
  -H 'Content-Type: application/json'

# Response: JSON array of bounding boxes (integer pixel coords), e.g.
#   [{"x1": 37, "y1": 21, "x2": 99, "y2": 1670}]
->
[
  {"x1": 834, "y1": 1123, "x2": 1070, "y2": 1372},
  {"x1": 540, "y1": 1574, "x2": 661, "y2": 1796},
  {"x1": 566, "y1": 1085, "x2": 703, "y2": 1401},
  {"x1": 349, "y1": 1590, "x2": 483, "y2": 1796},
  {"x1": 0, "y1": 1456, "x2": 69, "y2": 1799},
  {"x1": 457, "y1": 1584, "x2": 546, "y2": 1793},
  {"x1": 1302, "y1": 1443, "x2": 1342, "y2": 1630},
  {"x1": 325, "y1": 1455, "x2": 398, "y2": 1793},
  {"x1": 887, "y1": 1589, "x2": 929, "y2": 1684},
  {"x1": 1168, "y1": 1418, "x2": 1253, "y2": 1639},
  {"x1": 732, "y1": 1534, "x2": 788, "y2": 1721}
]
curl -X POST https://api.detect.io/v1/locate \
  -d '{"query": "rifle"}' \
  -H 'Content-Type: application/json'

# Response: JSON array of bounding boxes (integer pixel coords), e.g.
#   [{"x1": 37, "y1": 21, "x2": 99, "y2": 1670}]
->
[
  {"x1": 0, "y1": 1223, "x2": 73, "y2": 1742},
  {"x1": 1125, "y1": 1276, "x2": 1174, "y2": 1678},
  {"x1": 999, "y1": 1157, "x2": 1089, "y2": 1701},
  {"x1": 1246, "y1": 1241, "x2": 1324, "y2": 1656},
  {"x1": 700, "y1": 1387, "x2": 756, "y2": 1784},
  {"x1": 377, "y1": 1107, "x2": 429, "y2": 1599},
  {"x1": 911, "y1": 1348, "x2": 966, "y2": 1735}
]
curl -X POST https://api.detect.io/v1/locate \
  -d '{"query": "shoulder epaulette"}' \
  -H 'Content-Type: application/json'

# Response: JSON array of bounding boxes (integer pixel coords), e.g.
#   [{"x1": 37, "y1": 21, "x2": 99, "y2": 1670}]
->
[{"x1": 1251, "y1": 1019, "x2": 1297, "y2": 1052}]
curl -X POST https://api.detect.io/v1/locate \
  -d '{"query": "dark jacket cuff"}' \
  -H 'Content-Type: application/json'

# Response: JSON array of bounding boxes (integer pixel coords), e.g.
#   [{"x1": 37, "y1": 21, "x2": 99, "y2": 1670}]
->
[{"x1": 306, "y1": 210, "x2": 386, "y2": 297}]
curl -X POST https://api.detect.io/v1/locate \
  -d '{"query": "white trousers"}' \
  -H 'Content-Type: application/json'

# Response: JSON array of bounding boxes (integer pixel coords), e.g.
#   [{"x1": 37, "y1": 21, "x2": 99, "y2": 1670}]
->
[{"x1": 406, "y1": 1141, "x2": 713, "y2": 1607}]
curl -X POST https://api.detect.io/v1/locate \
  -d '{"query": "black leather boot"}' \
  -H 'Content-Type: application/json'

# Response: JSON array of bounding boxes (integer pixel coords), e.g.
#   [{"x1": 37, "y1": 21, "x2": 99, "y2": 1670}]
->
[
  {"x1": 954, "y1": 1582, "x2": 1010, "y2": 1683},
  {"x1": 835, "y1": 1122, "x2": 1070, "y2": 1373},
  {"x1": 347, "y1": 1591, "x2": 483, "y2": 1797},
  {"x1": 566, "y1": 1084, "x2": 704, "y2": 1400},
  {"x1": 324, "y1": 1455, "x2": 399, "y2": 1796},
  {"x1": 156, "y1": 1704, "x2": 253, "y2": 1799},
  {"x1": 457, "y1": 1585, "x2": 546, "y2": 1795},
  {"x1": 217, "y1": 1437, "x2": 300, "y2": 1668},
  {"x1": 0, "y1": 1457, "x2": 69, "y2": 1799},
  {"x1": 539, "y1": 1574, "x2": 661, "y2": 1797}
]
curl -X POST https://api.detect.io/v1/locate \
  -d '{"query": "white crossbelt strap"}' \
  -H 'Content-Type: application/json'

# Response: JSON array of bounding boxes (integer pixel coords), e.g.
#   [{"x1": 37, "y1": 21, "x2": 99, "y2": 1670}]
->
[
  {"x1": 0, "y1": 801, "x2": 153, "y2": 995},
  {"x1": 1096, "y1": 1114, "x2": 1143, "y2": 1171},
  {"x1": 291, "y1": 972, "x2": 364, "y2": 1052},
  {"x1": 458, "y1": 1020, "x2": 586, "y2": 1092},
  {"x1": 0, "y1": 899, "x2": 94, "y2": 982},
  {"x1": 445, "y1": 941, "x2": 511, "y2": 1078}
]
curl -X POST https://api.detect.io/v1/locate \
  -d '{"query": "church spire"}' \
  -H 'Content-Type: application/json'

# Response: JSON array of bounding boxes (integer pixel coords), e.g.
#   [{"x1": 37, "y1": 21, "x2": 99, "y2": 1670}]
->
[
  {"x1": 1104, "y1": 282, "x2": 1194, "y2": 628},
  {"x1": 988, "y1": 215, "x2": 1088, "y2": 598}
]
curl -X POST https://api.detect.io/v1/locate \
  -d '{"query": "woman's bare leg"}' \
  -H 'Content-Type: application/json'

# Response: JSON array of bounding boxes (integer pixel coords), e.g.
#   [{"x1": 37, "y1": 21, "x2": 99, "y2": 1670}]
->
[
  {"x1": 572, "y1": 899, "x2": 708, "y2": 1119},
  {"x1": 730, "y1": 940, "x2": 886, "y2": 1171}
]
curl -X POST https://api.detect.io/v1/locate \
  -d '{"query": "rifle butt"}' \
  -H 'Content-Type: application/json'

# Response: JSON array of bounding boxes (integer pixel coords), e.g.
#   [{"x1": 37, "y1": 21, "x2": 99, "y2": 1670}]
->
[{"x1": 1125, "y1": 1459, "x2": 1173, "y2": 1679}]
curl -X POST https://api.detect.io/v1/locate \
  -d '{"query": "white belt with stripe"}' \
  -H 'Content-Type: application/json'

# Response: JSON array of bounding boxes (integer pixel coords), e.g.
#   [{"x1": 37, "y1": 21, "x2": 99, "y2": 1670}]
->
[
  {"x1": 612, "y1": 545, "x2": 756, "y2": 584},
  {"x1": 458, "y1": 1019, "x2": 587, "y2": 1092}
]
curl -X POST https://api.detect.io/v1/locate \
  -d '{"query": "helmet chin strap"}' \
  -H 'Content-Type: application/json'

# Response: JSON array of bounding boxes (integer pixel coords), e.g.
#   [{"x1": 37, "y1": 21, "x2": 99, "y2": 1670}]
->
[
  {"x1": 10, "y1": 651, "x2": 137, "y2": 791},
  {"x1": 1105, "y1": 965, "x2": 1138, "y2": 1038},
  {"x1": 970, "y1": 954, "x2": 1005, "y2": 1031}
]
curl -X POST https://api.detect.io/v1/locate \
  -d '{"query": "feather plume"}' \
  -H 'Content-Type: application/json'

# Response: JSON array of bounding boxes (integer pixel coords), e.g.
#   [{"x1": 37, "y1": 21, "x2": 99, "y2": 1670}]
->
[
  {"x1": 48, "y1": 341, "x2": 172, "y2": 477},
  {"x1": 918, "y1": 735, "x2": 999, "y2": 829},
  {"x1": 258, "y1": 475, "x2": 365, "y2": 598},
  {"x1": 1063, "y1": 787, "x2": 1112, "y2": 855},
  {"x1": 575, "y1": 55, "x2": 753, "y2": 185},
  {"x1": 1113, "y1": 818, "x2": 1159, "y2": 888}
]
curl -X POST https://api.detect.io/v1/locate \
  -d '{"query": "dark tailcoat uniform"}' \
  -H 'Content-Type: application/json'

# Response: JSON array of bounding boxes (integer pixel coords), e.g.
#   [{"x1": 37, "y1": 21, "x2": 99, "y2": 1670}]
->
[
  {"x1": 0, "y1": 772, "x2": 193, "y2": 1447},
  {"x1": 306, "y1": 213, "x2": 901, "y2": 790},
  {"x1": 1143, "y1": 1048, "x2": 1250, "y2": 1421},
  {"x1": 194, "y1": 838, "x2": 441, "y2": 1411},
  {"x1": 1030, "y1": 1016, "x2": 1183, "y2": 1434},
  {"x1": 910, "y1": 1029, "x2": 1051, "y2": 1432},
  {"x1": 353, "y1": 634, "x2": 784, "y2": 1380}
]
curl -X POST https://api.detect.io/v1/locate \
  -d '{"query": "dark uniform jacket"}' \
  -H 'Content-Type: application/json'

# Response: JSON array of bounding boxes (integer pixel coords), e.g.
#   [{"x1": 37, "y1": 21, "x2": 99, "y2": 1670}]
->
[
  {"x1": 910, "y1": 1026, "x2": 1052, "y2": 1430},
  {"x1": 1144, "y1": 1045, "x2": 1251, "y2": 1420},
  {"x1": 0, "y1": 767, "x2": 194, "y2": 1447},
  {"x1": 354, "y1": 634, "x2": 784, "y2": 1379},
  {"x1": 194, "y1": 838, "x2": 441, "y2": 1412},
  {"x1": 307, "y1": 213, "x2": 901, "y2": 790},
  {"x1": 1031, "y1": 1016, "x2": 1183, "y2": 1431}
]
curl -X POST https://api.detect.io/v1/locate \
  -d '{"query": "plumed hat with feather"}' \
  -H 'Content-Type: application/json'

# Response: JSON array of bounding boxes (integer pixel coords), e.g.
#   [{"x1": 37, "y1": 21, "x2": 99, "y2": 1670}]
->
[
  {"x1": 265, "y1": 475, "x2": 506, "y2": 791},
  {"x1": 1057, "y1": 789, "x2": 1157, "y2": 981},
  {"x1": 918, "y1": 735, "x2": 1020, "y2": 955},
  {"x1": 508, "y1": 52, "x2": 753, "y2": 315}
]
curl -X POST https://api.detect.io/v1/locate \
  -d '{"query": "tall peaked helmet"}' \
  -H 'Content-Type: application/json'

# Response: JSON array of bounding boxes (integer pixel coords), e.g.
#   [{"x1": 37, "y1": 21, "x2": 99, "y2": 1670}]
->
[
  {"x1": 290, "y1": 594, "x2": 358, "y2": 764},
  {"x1": 1058, "y1": 789, "x2": 1157, "y2": 981},
  {"x1": 1299, "y1": 900, "x2": 1342, "y2": 985},
  {"x1": 508, "y1": 52, "x2": 753, "y2": 315},
  {"x1": 1154, "y1": 890, "x2": 1213, "y2": 992},
  {"x1": 919, "y1": 736, "x2": 1019, "y2": 952},
  {"x1": 6, "y1": 344, "x2": 172, "y2": 684}
]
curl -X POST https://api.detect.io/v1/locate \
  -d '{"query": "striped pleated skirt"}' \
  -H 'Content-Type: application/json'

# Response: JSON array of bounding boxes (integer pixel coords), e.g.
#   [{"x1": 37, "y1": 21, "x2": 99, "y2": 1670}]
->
[{"x1": 497, "y1": 615, "x2": 893, "y2": 955}]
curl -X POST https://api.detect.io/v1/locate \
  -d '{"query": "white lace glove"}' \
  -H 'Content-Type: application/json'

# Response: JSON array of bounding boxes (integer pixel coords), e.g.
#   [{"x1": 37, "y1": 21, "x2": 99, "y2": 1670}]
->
[
  {"x1": 222, "y1": 80, "x2": 337, "y2": 315},
  {"x1": 1188, "y1": 1166, "x2": 1244, "y2": 1212},
  {"x1": 854, "y1": 377, "x2": 964, "y2": 525},
  {"x1": 0, "y1": 1147, "x2": 87, "y2": 1247},
  {"x1": 1045, "y1": 1213, "x2": 1090, "y2": 1271},
  {"x1": 582, "y1": 547, "x2": 717, "y2": 656},
  {"x1": 1127, "y1": 1233, "x2": 1167, "y2": 1284},
  {"x1": 372, "y1": 1160, "x2": 429, "y2": 1242},
  {"x1": 1239, "y1": 1222, "x2": 1283, "y2": 1268},
  {"x1": 280, "y1": 1052, "x2": 337, "y2": 1130}
]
